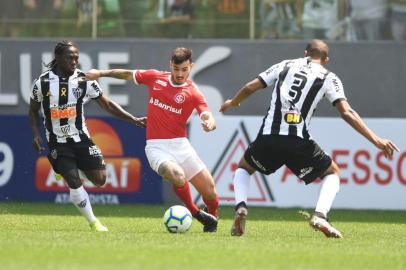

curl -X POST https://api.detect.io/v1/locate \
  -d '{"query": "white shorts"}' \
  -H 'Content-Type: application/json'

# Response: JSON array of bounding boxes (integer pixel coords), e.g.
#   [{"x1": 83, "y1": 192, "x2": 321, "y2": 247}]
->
[{"x1": 145, "y1": 138, "x2": 206, "y2": 181}]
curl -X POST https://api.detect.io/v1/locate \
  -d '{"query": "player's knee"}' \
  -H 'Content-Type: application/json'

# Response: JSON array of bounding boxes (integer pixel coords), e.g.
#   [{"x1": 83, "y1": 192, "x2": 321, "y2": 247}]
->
[
  {"x1": 92, "y1": 172, "x2": 107, "y2": 187},
  {"x1": 321, "y1": 161, "x2": 340, "y2": 178},
  {"x1": 330, "y1": 161, "x2": 340, "y2": 176},
  {"x1": 64, "y1": 172, "x2": 82, "y2": 189}
]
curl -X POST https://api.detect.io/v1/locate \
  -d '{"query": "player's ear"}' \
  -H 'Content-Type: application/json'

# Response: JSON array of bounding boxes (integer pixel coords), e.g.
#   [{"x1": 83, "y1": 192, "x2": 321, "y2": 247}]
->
[{"x1": 304, "y1": 50, "x2": 308, "y2": 57}]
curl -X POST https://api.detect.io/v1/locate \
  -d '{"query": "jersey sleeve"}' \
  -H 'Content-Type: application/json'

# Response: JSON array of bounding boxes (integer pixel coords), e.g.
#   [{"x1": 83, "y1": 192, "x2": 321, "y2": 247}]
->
[
  {"x1": 30, "y1": 79, "x2": 42, "y2": 102},
  {"x1": 193, "y1": 86, "x2": 209, "y2": 115},
  {"x1": 133, "y1": 69, "x2": 159, "y2": 86},
  {"x1": 324, "y1": 73, "x2": 346, "y2": 105},
  {"x1": 258, "y1": 61, "x2": 286, "y2": 87},
  {"x1": 86, "y1": 80, "x2": 103, "y2": 99}
]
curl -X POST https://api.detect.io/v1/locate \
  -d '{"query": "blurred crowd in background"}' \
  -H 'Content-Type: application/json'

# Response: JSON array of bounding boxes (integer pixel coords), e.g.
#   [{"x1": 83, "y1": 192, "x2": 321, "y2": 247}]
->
[{"x1": 1, "y1": 0, "x2": 406, "y2": 41}]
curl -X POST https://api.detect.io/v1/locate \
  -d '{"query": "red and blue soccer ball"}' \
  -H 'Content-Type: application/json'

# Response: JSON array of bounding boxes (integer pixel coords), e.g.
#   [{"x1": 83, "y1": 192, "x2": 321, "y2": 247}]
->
[{"x1": 163, "y1": 205, "x2": 193, "y2": 233}]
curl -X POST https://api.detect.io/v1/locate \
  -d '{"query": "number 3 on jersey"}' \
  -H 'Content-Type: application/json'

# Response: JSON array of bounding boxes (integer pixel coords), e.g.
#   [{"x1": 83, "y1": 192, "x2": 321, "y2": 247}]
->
[{"x1": 288, "y1": 71, "x2": 307, "y2": 104}]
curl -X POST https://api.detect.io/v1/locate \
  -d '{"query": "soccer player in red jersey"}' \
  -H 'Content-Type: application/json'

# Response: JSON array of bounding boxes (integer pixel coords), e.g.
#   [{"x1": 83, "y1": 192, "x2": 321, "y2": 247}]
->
[{"x1": 86, "y1": 48, "x2": 219, "y2": 232}]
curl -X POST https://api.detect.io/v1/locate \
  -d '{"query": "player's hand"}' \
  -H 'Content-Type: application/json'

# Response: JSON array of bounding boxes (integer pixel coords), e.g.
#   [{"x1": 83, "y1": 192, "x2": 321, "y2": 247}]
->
[
  {"x1": 32, "y1": 136, "x2": 45, "y2": 153},
  {"x1": 219, "y1": 99, "x2": 239, "y2": 113},
  {"x1": 134, "y1": 117, "x2": 147, "y2": 128},
  {"x1": 201, "y1": 119, "x2": 216, "y2": 132},
  {"x1": 375, "y1": 138, "x2": 399, "y2": 159},
  {"x1": 85, "y1": 69, "x2": 101, "y2": 80}
]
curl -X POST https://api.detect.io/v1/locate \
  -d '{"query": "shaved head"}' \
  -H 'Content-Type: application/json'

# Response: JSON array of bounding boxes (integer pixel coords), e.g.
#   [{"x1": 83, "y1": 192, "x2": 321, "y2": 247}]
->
[{"x1": 305, "y1": 39, "x2": 329, "y2": 61}]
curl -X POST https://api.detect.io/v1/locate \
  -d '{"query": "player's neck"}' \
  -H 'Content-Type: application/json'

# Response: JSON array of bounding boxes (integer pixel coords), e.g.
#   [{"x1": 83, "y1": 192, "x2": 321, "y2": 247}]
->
[
  {"x1": 53, "y1": 66, "x2": 74, "y2": 78},
  {"x1": 170, "y1": 76, "x2": 185, "y2": 86}
]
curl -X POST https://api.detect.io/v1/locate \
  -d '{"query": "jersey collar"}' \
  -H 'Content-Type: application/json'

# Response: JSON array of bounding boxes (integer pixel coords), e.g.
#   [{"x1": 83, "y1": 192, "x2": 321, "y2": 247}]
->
[{"x1": 168, "y1": 74, "x2": 188, "y2": 88}]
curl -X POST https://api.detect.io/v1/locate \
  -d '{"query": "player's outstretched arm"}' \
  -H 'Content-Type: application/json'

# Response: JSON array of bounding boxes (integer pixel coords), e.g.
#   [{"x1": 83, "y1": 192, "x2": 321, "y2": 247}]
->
[
  {"x1": 200, "y1": 111, "x2": 216, "y2": 132},
  {"x1": 220, "y1": 78, "x2": 264, "y2": 113},
  {"x1": 96, "y1": 95, "x2": 146, "y2": 128},
  {"x1": 28, "y1": 99, "x2": 45, "y2": 152},
  {"x1": 86, "y1": 69, "x2": 133, "y2": 81},
  {"x1": 336, "y1": 100, "x2": 399, "y2": 159}
]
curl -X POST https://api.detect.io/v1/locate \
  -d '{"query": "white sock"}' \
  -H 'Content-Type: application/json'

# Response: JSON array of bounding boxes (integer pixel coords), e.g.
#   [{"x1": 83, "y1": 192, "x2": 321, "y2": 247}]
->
[
  {"x1": 234, "y1": 168, "x2": 251, "y2": 206},
  {"x1": 70, "y1": 185, "x2": 97, "y2": 223},
  {"x1": 315, "y1": 173, "x2": 340, "y2": 218}
]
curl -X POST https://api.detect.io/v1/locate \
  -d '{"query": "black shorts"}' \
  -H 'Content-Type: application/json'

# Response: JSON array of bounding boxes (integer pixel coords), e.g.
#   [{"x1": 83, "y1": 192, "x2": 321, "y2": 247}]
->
[
  {"x1": 47, "y1": 140, "x2": 106, "y2": 175},
  {"x1": 244, "y1": 135, "x2": 332, "y2": 184}
]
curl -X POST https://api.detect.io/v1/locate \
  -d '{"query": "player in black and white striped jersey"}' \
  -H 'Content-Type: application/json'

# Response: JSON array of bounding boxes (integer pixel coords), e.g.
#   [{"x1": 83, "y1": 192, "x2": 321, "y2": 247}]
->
[
  {"x1": 28, "y1": 40, "x2": 146, "y2": 232},
  {"x1": 220, "y1": 39, "x2": 399, "y2": 238}
]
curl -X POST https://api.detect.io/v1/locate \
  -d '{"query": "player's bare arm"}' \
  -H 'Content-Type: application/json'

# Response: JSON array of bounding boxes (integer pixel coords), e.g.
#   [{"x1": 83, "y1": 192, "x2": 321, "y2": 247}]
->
[
  {"x1": 336, "y1": 100, "x2": 399, "y2": 158},
  {"x1": 220, "y1": 78, "x2": 264, "y2": 113},
  {"x1": 96, "y1": 95, "x2": 147, "y2": 128},
  {"x1": 200, "y1": 111, "x2": 216, "y2": 132},
  {"x1": 28, "y1": 99, "x2": 45, "y2": 152},
  {"x1": 86, "y1": 69, "x2": 133, "y2": 81}
]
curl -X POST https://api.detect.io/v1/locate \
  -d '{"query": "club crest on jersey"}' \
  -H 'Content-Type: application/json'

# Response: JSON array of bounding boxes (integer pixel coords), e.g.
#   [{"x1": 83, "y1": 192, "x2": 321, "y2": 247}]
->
[
  {"x1": 174, "y1": 93, "x2": 185, "y2": 104},
  {"x1": 284, "y1": 112, "x2": 302, "y2": 124},
  {"x1": 72, "y1": 87, "x2": 83, "y2": 99}
]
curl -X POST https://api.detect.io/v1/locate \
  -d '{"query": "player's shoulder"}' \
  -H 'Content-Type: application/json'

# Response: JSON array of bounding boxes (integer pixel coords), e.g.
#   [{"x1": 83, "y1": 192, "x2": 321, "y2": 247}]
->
[
  {"x1": 325, "y1": 70, "x2": 341, "y2": 81},
  {"x1": 138, "y1": 69, "x2": 165, "y2": 76},
  {"x1": 32, "y1": 70, "x2": 52, "y2": 87},
  {"x1": 36, "y1": 70, "x2": 51, "y2": 80}
]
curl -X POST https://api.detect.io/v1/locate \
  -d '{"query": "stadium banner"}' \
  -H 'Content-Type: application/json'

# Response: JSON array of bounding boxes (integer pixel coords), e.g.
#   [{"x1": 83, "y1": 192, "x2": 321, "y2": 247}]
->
[
  {"x1": 1, "y1": 39, "x2": 406, "y2": 119},
  {"x1": 189, "y1": 116, "x2": 406, "y2": 210},
  {"x1": 0, "y1": 115, "x2": 162, "y2": 204}
]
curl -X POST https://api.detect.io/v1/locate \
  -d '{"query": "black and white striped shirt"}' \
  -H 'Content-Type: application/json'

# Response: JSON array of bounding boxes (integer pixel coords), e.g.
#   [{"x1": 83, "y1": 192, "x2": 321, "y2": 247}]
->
[
  {"x1": 30, "y1": 69, "x2": 103, "y2": 145},
  {"x1": 258, "y1": 57, "x2": 346, "y2": 139}
]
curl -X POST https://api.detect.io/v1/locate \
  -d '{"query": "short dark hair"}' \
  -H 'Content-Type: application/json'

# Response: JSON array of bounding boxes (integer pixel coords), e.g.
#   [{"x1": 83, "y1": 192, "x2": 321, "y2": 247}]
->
[
  {"x1": 46, "y1": 40, "x2": 78, "y2": 70},
  {"x1": 305, "y1": 39, "x2": 329, "y2": 61},
  {"x1": 171, "y1": 47, "x2": 192, "y2": 64}
]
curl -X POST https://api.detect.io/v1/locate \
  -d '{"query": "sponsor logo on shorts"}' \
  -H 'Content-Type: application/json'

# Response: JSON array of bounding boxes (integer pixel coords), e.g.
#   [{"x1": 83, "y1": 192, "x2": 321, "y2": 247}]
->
[
  {"x1": 89, "y1": 145, "x2": 102, "y2": 156},
  {"x1": 299, "y1": 167, "x2": 313, "y2": 178},
  {"x1": 251, "y1": 155, "x2": 266, "y2": 172},
  {"x1": 50, "y1": 149, "x2": 57, "y2": 160}
]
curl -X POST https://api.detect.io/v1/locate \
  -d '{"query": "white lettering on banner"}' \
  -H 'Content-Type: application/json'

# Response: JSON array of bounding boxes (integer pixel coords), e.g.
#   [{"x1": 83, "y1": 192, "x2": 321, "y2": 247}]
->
[
  {"x1": 189, "y1": 116, "x2": 406, "y2": 209},
  {"x1": 0, "y1": 53, "x2": 18, "y2": 105},
  {"x1": 0, "y1": 142, "x2": 13, "y2": 187},
  {"x1": 149, "y1": 97, "x2": 182, "y2": 114},
  {"x1": 20, "y1": 53, "x2": 32, "y2": 104},
  {"x1": 54, "y1": 193, "x2": 120, "y2": 204},
  {"x1": 0, "y1": 47, "x2": 227, "y2": 107}
]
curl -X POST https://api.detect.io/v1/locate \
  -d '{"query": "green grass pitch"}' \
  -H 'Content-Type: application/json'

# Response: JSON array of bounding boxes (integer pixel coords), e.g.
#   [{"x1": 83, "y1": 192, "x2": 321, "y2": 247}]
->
[{"x1": 1, "y1": 202, "x2": 405, "y2": 270}]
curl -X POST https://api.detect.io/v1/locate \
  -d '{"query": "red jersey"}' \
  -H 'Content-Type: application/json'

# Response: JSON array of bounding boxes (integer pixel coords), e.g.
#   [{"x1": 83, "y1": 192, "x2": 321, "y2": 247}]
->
[{"x1": 133, "y1": 69, "x2": 208, "y2": 140}]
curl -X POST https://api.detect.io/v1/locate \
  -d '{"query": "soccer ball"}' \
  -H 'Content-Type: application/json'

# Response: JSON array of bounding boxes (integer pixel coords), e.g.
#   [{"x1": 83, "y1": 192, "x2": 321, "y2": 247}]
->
[{"x1": 163, "y1": 205, "x2": 193, "y2": 233}]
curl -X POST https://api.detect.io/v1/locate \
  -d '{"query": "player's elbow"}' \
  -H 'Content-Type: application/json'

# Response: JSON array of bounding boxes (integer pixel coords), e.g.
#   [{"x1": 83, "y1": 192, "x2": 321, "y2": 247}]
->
[{"x1": 340, "y1": 109, "x2": 356, "y2": 123}]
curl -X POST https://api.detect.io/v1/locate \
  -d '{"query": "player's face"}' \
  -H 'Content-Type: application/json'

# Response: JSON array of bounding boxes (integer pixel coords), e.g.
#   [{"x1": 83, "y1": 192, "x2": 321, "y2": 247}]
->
[
  {"x1": 58, "y1": 46, "x2": 79, "y2": 76},
  {"x1": 170, "y1": 60, "x2": 192, "y2": 85}
]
